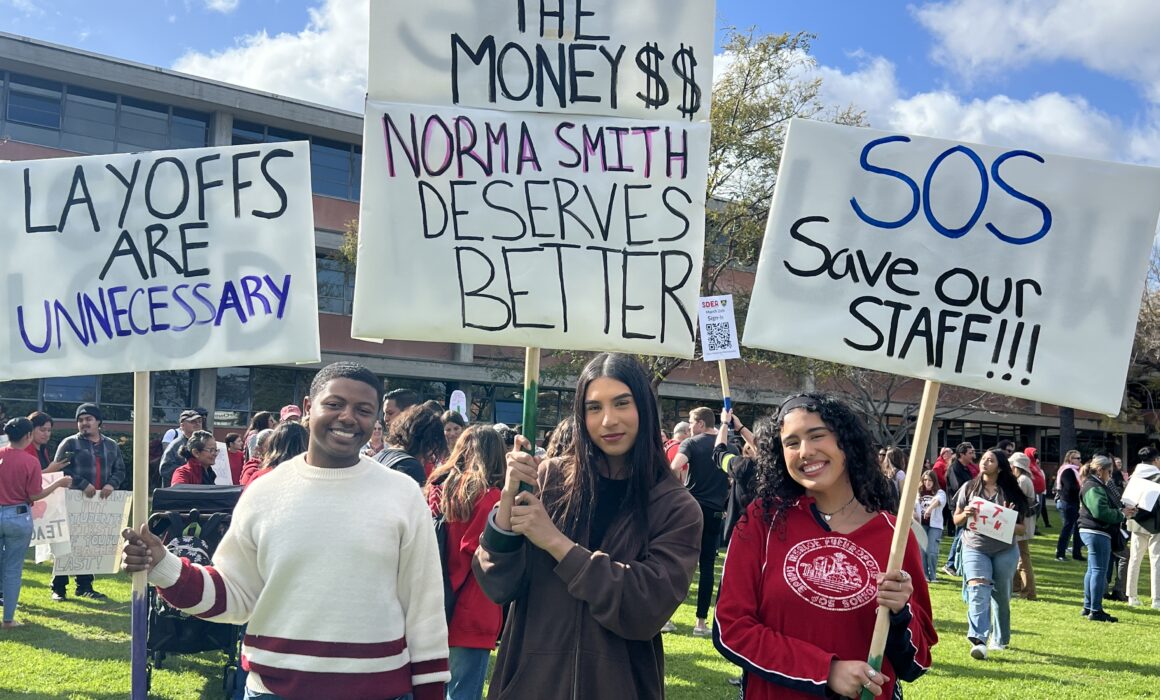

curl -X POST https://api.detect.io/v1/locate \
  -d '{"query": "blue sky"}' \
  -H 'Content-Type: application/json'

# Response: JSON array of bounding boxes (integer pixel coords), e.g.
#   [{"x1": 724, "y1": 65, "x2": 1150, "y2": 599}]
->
[{"x1": 3, "y1": 0, "x2": 1158, "y2": 164}]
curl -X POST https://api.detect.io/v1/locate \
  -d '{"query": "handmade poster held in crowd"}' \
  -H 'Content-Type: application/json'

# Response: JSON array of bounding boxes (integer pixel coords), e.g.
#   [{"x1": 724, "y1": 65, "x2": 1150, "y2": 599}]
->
[
  {"x1": 30, "y1": 474, "x2": 71, "y2": 547},
  {"x1": 744, "y1": 118, "x2": 1160, "y2": 416},
  {"x1": 51, "y1": 490, "x2": 132, "y2": 576},
  {"x1": 0, "y1": 142, "x2": 322, "y2": 382},
  {"x1": 354, "y1": 0, "x2": 714, "y2": 358},
  {"x1": 966, "y1": 498, "x2": 1017, "y2": 545}
]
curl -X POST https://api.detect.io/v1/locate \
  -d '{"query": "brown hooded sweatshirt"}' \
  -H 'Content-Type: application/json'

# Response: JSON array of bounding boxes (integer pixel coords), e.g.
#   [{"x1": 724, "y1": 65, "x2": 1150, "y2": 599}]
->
[{"x1": 473, "y1": 464, "x2": 702, "y2": 700}]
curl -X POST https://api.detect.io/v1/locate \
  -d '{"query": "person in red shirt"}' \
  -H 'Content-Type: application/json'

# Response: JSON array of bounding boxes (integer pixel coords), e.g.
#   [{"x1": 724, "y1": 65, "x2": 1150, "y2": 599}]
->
[
  {"x1": 2, "y1": 418, "x2": 72, "y2": 627},
  {"x1": 664, "y1": 421, "x2": 691, "y2": 468},
  {"x1": 713, "y1": 393, "x2": 936, "y2": 699},
  {"x1": 425, "y1": 426, "x2": 505, "y2": 700},
  {"x1": 224, "y1": 433, "x2": 245, "y2": 485},
  {"x1": 932, "y1": 446, "x2": 953, "y2": 491},
  {"x1": 169, "y1": 431, "x2": 219, "y2": 485}
]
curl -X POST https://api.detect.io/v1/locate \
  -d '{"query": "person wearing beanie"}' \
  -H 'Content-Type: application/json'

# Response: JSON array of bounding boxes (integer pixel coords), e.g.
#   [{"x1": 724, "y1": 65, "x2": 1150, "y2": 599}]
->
[{"x1": 50, "y1": 403, "x2": 126, "y2": 601}]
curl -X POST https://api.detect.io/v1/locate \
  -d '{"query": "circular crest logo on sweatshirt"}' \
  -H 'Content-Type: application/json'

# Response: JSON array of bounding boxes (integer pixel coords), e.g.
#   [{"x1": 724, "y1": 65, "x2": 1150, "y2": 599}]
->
[{"x1": 784, "y1": 536, "x2": 880, "y2": 610}]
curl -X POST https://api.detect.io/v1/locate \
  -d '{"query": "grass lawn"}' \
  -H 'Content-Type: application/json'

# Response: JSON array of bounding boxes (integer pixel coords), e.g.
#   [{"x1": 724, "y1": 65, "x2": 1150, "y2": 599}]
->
[{"x1": 3, "y1": 509, "x2": 1159, "y2": 699}]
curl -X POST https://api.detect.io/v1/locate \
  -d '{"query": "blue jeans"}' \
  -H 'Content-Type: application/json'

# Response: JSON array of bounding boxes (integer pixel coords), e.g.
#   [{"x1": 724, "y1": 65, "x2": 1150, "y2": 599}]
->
[
  {"x1": 961, "y1": 544, "x2": 1019, "y2": 645},
  {"x1": 945, "y1": 529, "x2": 963, "y2": 569},
  {"x1": 447, "y1": 647, "x2": 490, "y2": 700},
  {"x1": 1, "y1": 505, "x2": 35, "y2": 623},
  {"x1": 922, "y1": 525, "x2": 943, "y2": 581},
  {"x1": 1056, "y1": 502, "x2": 1082, "y2": 558},
  {"x1": 1080, "y1": 531, "x2": 1112, "y2": 613}
]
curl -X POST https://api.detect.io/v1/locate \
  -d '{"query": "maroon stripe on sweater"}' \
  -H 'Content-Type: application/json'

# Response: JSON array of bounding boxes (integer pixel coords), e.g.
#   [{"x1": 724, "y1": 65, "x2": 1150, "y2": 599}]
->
[
  {"x1": 411, "y1": 658, "x2": 450, "y2": 676},
  {"x1": 245, "y1": 633, "x2": 407, "y2": 658},
  {"x1": 196, "y1": 566, "x2": 228, "y2": 618},
  {"x1": 157, "y1": 558, "x2": 207, "y2": 609},
  {"x1": 247, "y1": 661, "x2": 420, "y2": 700}
]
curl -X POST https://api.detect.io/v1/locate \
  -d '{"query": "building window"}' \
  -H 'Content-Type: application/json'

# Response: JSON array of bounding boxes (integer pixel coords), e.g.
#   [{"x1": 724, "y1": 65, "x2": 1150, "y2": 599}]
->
[
  {"x1": 99, "y1": 373, "x2": 134, "y2": 422},
  {"x1": 233, "y1": 120, "x2": 361, "y2": 200},
  {"x1": 42, "y1": 375, "x2": 97, "y2": 420},
  {"x1": 214, "y1": 366, "x2": 315, "y2": 427},
  {"x1": 317, "y1": 256, "x2": 355, "y2": 314},
  {"x1": 0, "y1": 378, "x2": 39, "y2": 420},
  {"x1": 152, "y1": 370, "x2": 193, "y2": 423},
  {"x1": 0, "y1": 71, "x2": 211, "y2": 154}
]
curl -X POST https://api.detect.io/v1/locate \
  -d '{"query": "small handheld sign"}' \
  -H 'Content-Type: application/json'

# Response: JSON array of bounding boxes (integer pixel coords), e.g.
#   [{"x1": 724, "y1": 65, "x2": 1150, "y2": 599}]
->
[
  {"x1": 449, "y1": 390, "x2": 468, "y2": 419},
  {"x1": 699, "y1": 294, "x2": 740, "y2": 411},
  {"x1": 967, "y1": 498, "x2": 1018, "y2": 544}
]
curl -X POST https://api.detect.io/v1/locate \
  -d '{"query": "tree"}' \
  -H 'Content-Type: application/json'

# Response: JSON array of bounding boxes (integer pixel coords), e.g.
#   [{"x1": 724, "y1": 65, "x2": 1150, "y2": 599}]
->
[{"x1": 547, "y1": 29, "x2": 867, "y2": 391}]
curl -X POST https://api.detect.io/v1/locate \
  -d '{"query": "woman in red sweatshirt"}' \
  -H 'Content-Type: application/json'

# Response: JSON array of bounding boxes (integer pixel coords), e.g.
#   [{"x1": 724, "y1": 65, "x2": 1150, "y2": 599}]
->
[
  {"x1": 426, "y1": 426, "x2": 505, "y2": 700},
  {"x1": 169, "y1": 431, "x2": 218, "y2": 485},
  {"x1": 714, "y1": 393, "x2": 937, "y2": 699}
]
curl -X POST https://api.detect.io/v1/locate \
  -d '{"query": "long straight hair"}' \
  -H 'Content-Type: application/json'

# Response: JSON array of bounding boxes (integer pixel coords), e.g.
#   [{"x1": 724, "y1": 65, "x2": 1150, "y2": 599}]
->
[
  {"x1": 965, "y1": 448, "x2": 1029, "y2": 516},
  {"x1": 546, "y1": 353, "x2": 670, "y2": 550}
]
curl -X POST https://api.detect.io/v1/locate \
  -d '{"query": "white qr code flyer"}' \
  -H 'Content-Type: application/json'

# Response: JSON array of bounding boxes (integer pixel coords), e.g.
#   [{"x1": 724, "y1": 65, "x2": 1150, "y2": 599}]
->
[{"x1": 698, "y1": 295, "x2": 741, "y2": 362}]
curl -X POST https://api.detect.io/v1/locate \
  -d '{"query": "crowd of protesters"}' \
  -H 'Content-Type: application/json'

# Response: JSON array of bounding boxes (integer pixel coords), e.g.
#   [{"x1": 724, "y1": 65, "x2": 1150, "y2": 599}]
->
[{"x1": 1, "y1": 359, "x2": 1158, "y2": 700}]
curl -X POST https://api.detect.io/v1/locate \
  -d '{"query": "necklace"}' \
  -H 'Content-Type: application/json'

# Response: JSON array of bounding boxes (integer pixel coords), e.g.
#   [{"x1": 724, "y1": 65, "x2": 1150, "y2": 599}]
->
[{"x1": 817, "y1": 494, "x2": 858, "y2": 522}]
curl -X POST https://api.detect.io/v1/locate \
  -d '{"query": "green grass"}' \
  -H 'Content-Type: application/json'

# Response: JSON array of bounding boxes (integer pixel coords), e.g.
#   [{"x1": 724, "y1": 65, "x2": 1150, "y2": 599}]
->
[{"x1": 3, "y1": 509, "x2": 1159, "y2": 699}]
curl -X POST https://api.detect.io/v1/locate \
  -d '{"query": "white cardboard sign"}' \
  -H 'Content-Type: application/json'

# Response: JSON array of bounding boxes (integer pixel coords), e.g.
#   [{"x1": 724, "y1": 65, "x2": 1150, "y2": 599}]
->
[
  {"x1": 966, "y1": 497, "x2": 1017, "y2": 545},
  {"x1": 743, "y1": 119, "x2": 1160, "y2": 415},
  {"x1": 353, "y1": 0, "x2": 714, "y2": 358},
  {"x1": 698, "y1": 294, "x2": 740, "y2": 361},
  {"x1": 0, "y1": 142, "x2": 321, "y2": 382},
  {"x1": 51, "y1": 490, "x2": 132, "y2": 576},
  {"x1": 1122, "y1": 477, "x2": 1160, "y2": 513},
  {"x1": 30, "y1": 474, "x2": 70, "y2": 547}
]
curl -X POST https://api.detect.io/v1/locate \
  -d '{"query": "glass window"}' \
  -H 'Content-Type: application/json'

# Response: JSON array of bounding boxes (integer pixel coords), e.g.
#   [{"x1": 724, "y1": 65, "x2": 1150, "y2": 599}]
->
[
  {"x1": 118, "y1": 96, "x2": 169, "y2": 151},
  {"x1": 6, "y1": 74, "x2": 62, "y2": 131},
  {"x1": 152, "y1": 370, "x2": 192, "y2": 423},
  {"x1": 216, "y1": 367, "x2": 251, "y2": 427},
  {"x1": 43, "y1": 375, "x2": 97, "y2": 420},
  {"x1": 170, "y1": 108, "x2": 209, "y2": 148},
  {"x1": 61, "y1": 86, "x2": 116, "y2": 153},
  {"x1": 232, "y1": 120, "x2": 265, "y2": 145},
  {"x1": 316, "y1": 257, "x2": 354, "y2": 315},
  {"x1": 99, "y1": 373, "x2": 134, "y2": 421},
  {"x1": 469, "y1": 383, "x2": 495, "y2": 423},
  {"x1": 311, "y1": 138, "x2": 354, "y2": 199},
  {"x1": 251, "y1": 367, "x2": 299, "y2": 416},
  {"x1": 0, "y1": 379, "x2": 40, "y2": 419},
  {"x1": 266, "y1": 126, "x2": 307, "y2": 143}
]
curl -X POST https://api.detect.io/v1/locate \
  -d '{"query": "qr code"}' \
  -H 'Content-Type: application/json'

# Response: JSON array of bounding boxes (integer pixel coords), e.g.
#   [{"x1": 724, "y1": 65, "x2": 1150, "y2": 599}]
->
[{"x1": 705, "y1": 322, "x2": 732, "y2": 352}]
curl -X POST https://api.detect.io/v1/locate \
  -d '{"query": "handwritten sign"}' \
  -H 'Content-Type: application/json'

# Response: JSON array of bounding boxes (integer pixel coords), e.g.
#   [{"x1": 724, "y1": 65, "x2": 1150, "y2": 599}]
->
[
  {"x1": 0, "y1": 142, "x2": 321, "y2": 382},
  {"x1": 743, "y1": 119, "x2": 1160, "y2": 415},
  {"x1": 1123, "y1": 477, "x2": 1160, "y2": 513},
  {"x1": 966, "y1": 497, "x2": 1017, "y2": 544},
  {"x1": 352, "y1": 0, "x2": 713, "y2": 358},
  {"x1": 449, "y1": 390, "x2": 468, "y2": 419},
  {"x1": 52, "y1": 490, "x2": 131, "y2": 576},
  {"x1": 698, "y1": 294, "x2": 740, "y2": 361},
  {"x1": 30, "y1": 474, "x2": 70, "y2": 546}
]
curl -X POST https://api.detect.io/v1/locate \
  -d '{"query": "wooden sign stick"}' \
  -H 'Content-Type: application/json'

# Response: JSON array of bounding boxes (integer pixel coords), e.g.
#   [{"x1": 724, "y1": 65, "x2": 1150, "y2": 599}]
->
[
  {"x1": 860, "y1": 379, "x2": 940, "y2": 699},
  {"x1": 130, "y1": 371, "x2": 150, "y2": 700},
  {"x1": 519, "y1": 347, "x2": 541, "y2": 494}
]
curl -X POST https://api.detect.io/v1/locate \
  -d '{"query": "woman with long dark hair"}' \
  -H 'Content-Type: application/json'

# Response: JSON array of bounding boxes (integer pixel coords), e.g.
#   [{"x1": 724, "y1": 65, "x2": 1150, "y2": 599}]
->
[
  {"x1": 473, "y1": 353, "x2": 701, "y2": 699},
  {"x1": 25, "y1": 412, "x2": 69, "y2": 473},
  {"x1": 713, "y1": 393, "x2": 933, "y2": 699},
  {"x1": 953, "y1": 447, "x2": 1029, "y2": 659},
  {"x1": 242, "y1": 411, "x2": 275, "y2": 460},
  {"x1": 243, "y1": 421, "x2": 309, "y2": 488},
  {"x1": 426, "y1": 426, "x2": 506, "y2": 700},
  {"x1": 915, "y1": 469, "x2": 947, "y2": 583}
]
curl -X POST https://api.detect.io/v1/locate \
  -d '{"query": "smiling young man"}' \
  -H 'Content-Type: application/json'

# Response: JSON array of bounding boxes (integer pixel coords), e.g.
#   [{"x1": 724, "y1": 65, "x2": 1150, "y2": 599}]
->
[{"x1": 121, "y1": 362, "x2": 449, "y2": 700}]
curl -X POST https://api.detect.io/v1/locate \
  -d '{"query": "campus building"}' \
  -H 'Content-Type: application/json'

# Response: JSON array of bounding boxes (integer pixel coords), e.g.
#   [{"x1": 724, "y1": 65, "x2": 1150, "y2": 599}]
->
[{"x1": 0, "y1": 32, "x2": 1146, "y2": 470}]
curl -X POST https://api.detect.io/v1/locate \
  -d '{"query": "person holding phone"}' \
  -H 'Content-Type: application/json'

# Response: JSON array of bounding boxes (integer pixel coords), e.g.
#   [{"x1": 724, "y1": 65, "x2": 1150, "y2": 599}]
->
[{"x1": 25, "y1": 412, "x2": 70, "y2": 473}]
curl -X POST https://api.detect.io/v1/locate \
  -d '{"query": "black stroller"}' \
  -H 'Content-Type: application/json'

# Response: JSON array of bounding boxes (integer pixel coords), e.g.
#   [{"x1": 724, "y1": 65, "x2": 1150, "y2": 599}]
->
[{"x1": 146, "y1": 484, "x2": 244, "y2": 696}]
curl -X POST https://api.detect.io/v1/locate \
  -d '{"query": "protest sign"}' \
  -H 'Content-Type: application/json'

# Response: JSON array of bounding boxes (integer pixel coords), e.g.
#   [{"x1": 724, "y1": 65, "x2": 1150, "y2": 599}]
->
[
  {"x1": 212, "y1": 440, "x2": 234, "y2": 485},
  {"x1": 51, "y1": 490, "x2": 132, "y2": 576},
  {"x1": 30, "y1": 474, "x2": 70, "y2": 547},
  {"x1": 0, "y1": 142, "x2": 321, "y2": 382},
  {"x1": 698, "y1": 295, "x2": 740, "y2": 362},
  {"x1": 449, "y1": 390, "x2": 468, "y2": 419},
  {"x1": 1123, "y1": 477, "x2": 1160, "y2": 513},
  {"x1": 743, "y1": 119, "x2": 1160, "y2": 415},
  {"x1": 966, "y1": 497, "x2": 1018, "y2": 544},
  {"x1": 353, "y1": 0, "x2": 713, "y2": 358}
]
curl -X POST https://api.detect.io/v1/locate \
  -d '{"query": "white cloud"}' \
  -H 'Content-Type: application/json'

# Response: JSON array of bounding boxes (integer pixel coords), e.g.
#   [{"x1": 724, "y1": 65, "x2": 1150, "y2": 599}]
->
[
  {"x1": 173, "y1": 0, "x2": 368, "y2": 112},
  {"x1": 914, "y1": 0, "x2": 1160, "y2": 102},
  {"x1": 807, "y1": 54, "x2": 1158, "y2": 165},
  {"x1": 205, "y1": 0, "x2": 240, "y2": 13}
]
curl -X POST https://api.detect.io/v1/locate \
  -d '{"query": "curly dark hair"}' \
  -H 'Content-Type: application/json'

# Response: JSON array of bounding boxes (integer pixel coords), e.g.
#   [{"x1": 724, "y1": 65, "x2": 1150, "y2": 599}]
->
[
  {"x1": 386, "y1": 405, "x2": 447, "y2": 464},
  {"x1": 753, "y1": 393, "x2": 897, "y2": 530}
]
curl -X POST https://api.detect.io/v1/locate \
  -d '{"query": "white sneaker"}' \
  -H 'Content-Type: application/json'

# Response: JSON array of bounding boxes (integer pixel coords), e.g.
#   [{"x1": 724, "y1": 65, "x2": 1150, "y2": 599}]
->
[
  {"x1": 988, "y1": 640, "x2": 1007, "y2": 651},
  {"x1": 970, "y1": 643, "x2": 987, "y2": 660},
  {"x1": 660, "y1": 620, "x2": 676, "y2": 633},
  {"x1": 1128, "y1": 597, "x2": 1142, "y2": 607}
]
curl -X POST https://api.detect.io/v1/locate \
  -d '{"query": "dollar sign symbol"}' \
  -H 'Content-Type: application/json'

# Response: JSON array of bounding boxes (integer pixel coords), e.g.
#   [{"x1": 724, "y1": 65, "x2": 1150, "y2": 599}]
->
[
  {"x1": 673, "y1": 44, "x2": 701, "y2": 120},
  {"x1": 635, "y1": 42, "x2": 668, "y2": 110}
]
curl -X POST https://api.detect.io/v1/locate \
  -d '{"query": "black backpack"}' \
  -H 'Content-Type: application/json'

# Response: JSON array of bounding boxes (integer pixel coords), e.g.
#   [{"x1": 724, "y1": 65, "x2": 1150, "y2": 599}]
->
[{"x1": 153, "y1": 510, "x2": 229, "y2": 620}]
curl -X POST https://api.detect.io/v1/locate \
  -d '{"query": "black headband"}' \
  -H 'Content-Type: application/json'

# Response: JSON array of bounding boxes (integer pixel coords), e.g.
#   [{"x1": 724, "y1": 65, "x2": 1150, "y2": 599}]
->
[{"x1": 778, "y1": 395, "x2": 818, "y2": 416}]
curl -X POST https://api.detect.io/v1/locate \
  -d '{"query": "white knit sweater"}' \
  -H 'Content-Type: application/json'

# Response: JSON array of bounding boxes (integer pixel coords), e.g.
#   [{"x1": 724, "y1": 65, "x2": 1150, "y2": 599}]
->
[{"x1": 149, "y1": 454, "x2": 449, "y2": 700}]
